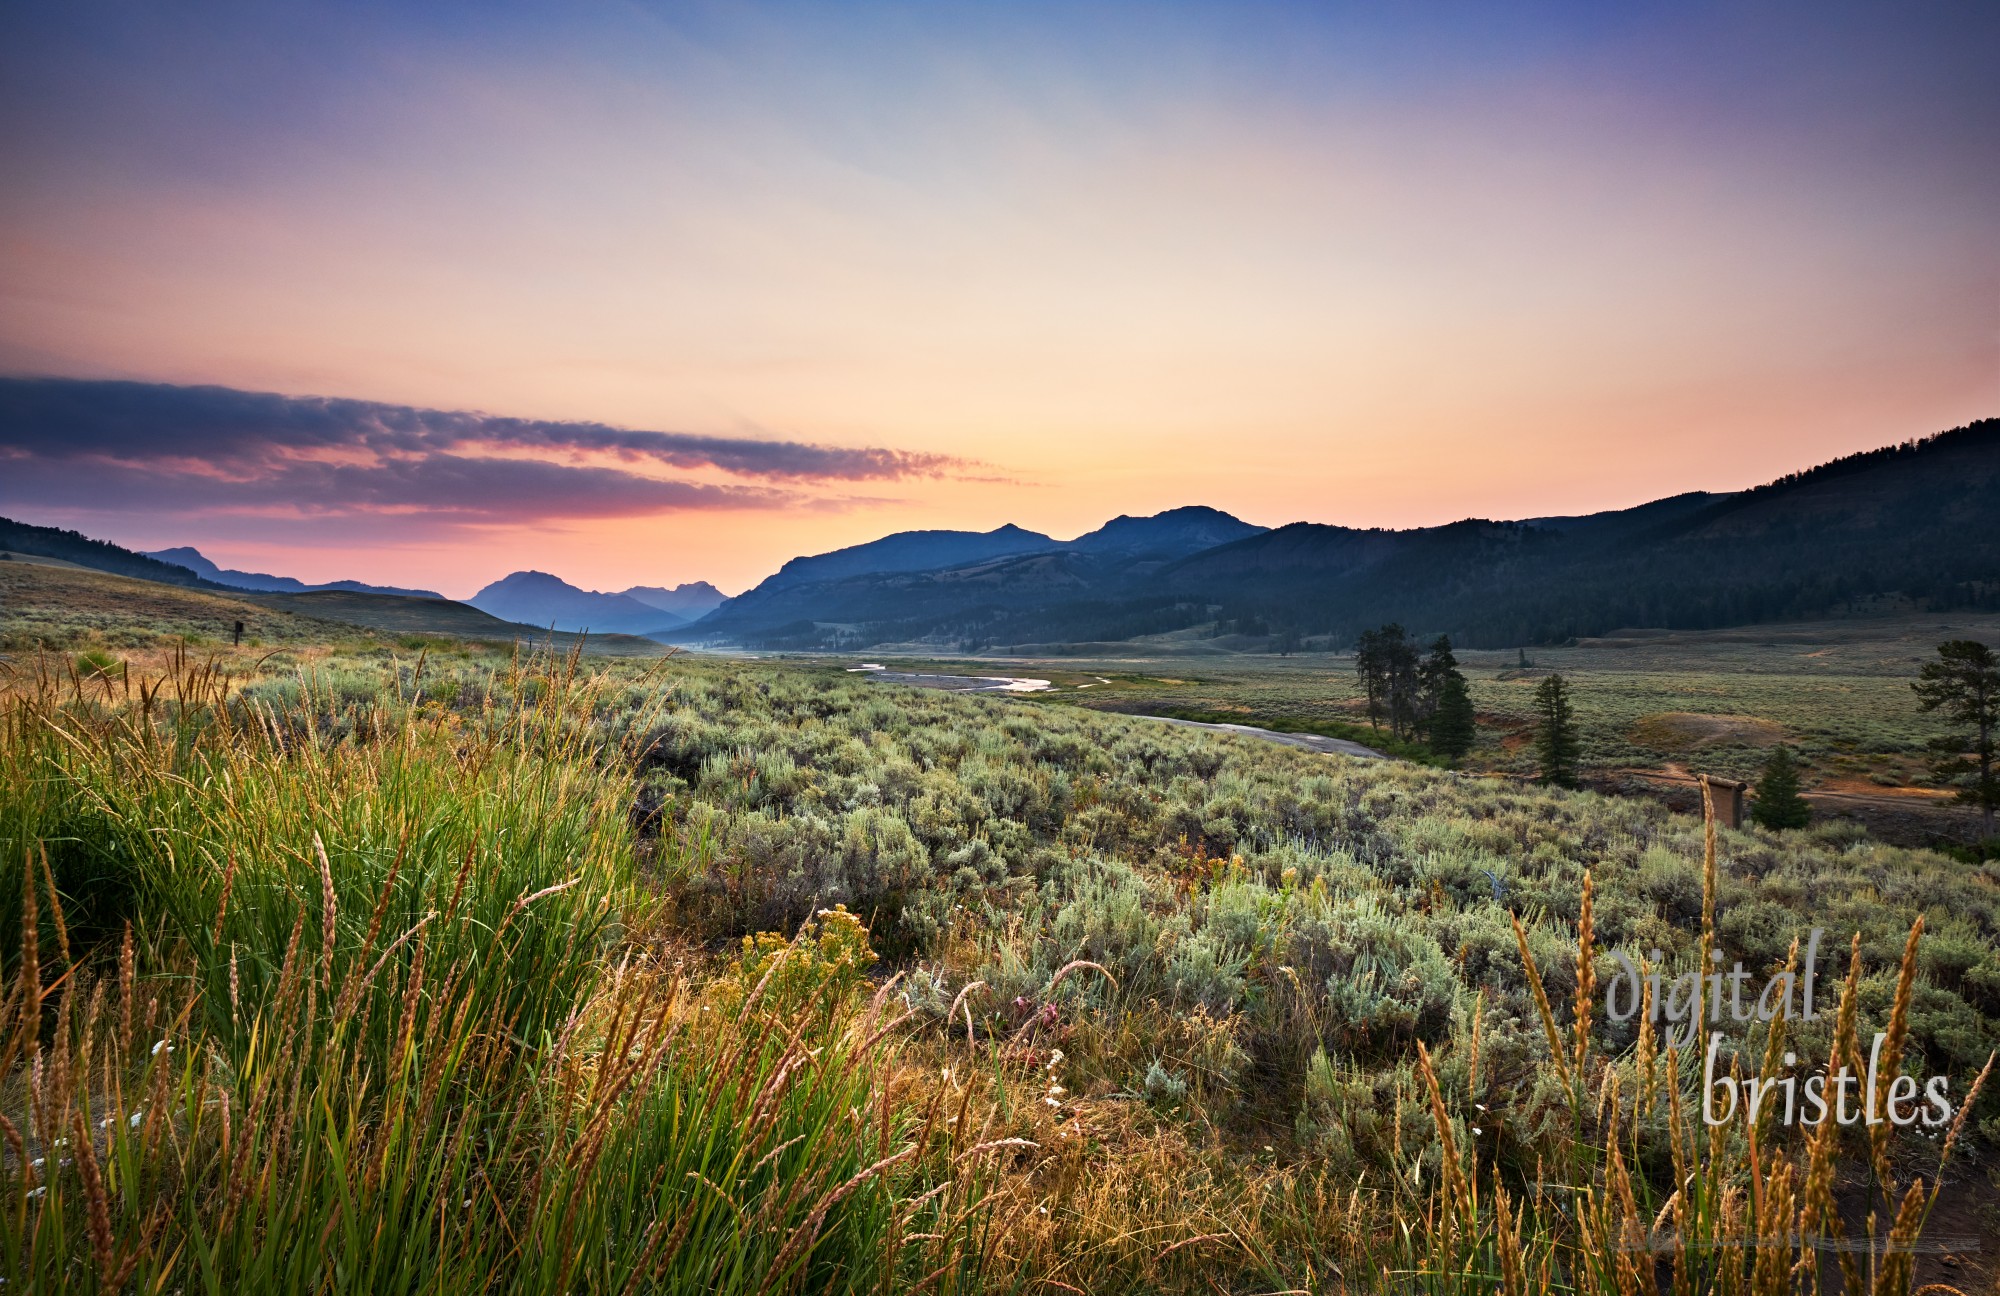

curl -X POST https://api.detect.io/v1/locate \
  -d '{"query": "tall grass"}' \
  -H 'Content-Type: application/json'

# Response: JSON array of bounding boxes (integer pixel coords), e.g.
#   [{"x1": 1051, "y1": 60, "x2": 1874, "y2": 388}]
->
[
  {"x1": 1391, "y1": 782, "x2": 1996, "y2": 1296},
  {"x1": 0, "y1": 648, "x2": 995, "y2": 1293},
  {"x1": 5, "y1": 644, "x2": 1994, "y2": 1292}
]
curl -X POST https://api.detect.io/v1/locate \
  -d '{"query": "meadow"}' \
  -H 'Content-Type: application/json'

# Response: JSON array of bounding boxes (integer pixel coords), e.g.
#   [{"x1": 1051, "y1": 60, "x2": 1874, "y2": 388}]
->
[
  {"x1": 864, "y1": 615, "x2": 1998, "y2": 838},
  {"x1": 3, "y1": 633, "x2": 1998, "y2": 1292}
]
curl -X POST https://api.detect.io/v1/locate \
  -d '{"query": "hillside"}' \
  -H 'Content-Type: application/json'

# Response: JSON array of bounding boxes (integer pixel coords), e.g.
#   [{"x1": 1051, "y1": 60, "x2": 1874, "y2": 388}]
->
[
  {"x1": 692, "y1": 507, "x2": 1268, "y2": 645},
  {"x1": 0, "y1": 559, "x2": 675, "y2": 657},
  {"x1": 754, "y1": 522, "x2": 1060, "y2": 594},
  {"x1": 0, "y1": 515, "x2": 234, "y2": 590},
  {"x1": 0, "y1": 559, "x2": 370, "y2": 648},
  {"x1": 1158, "y1": 417, "x2": 2000, "y2": 645},
  {"x1": 247, "y1": 588, "x2": 674, "y2": 655},
  {"x1": 692, "y1": 418, "x2": 2000, "y2": 650}
]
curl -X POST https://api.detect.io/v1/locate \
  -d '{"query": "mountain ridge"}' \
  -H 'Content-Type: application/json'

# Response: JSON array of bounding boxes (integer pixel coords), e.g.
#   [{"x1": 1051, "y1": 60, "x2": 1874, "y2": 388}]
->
[
  {"x1": 690, "y1": 419, "x2": 2000, "y2": 649},
  {"x1": 144, "y1": 545, "x2": 444, "y2": 600},
  {"x1": 620, "y1": 582, "x2": 727, "y2": 620},
  {"x1": 468, "y1": 570, "x2": 688, "y2": 636},
  {"x1": 0, "y1": 517, "x2": 234, "y2": 591}
]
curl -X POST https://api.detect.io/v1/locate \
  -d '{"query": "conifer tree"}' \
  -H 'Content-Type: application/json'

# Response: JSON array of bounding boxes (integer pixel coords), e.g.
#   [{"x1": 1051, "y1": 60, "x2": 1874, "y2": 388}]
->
[
  {"x1": 1751, "y1": 745, "x2": 1812, "y2": 830},
  {"x1": 1417, "y1": 636, "x2": 1475, "y2": 760},
  {"x1": 1914, "y1": 639, "x2": 2000, "y2": 832},
  {"x1": 1533, "y1": 673, "x2": 1579, "y2": 788},
  {"x1": 1429, "y1": 672, "x2": 1477, "y2": 760},
  {"x1": 1355, "y1": 628, "x2": 1387, "y2": 729}
]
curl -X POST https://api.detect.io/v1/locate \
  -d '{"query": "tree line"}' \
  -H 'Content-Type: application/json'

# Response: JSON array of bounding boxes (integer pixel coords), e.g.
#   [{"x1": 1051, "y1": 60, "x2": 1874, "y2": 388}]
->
[{"x1": 1352, "y1": 624, "x2": 1475, "y2": 760}]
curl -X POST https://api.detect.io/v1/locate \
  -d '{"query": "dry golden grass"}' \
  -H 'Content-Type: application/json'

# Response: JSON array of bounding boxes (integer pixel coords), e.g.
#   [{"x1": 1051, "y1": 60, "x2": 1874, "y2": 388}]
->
[
  {"x1": 0, "y1": 560, "x2": 360, "y2": 649},
  {"x1": 1629, "y1": 712, "x2": 1789, "y2": 751}
]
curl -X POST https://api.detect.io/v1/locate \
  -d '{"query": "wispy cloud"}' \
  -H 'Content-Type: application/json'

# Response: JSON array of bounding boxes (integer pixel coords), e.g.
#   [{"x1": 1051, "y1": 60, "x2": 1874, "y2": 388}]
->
[{"x1": 0, "y1": 377, "x2": 965, "y2": 523}]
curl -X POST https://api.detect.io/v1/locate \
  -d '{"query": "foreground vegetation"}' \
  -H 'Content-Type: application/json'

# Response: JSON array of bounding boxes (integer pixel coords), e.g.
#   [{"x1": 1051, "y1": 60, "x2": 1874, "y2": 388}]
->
[{"x1": 4, "y1": 640, "x2": 1999, "y2": 1291}]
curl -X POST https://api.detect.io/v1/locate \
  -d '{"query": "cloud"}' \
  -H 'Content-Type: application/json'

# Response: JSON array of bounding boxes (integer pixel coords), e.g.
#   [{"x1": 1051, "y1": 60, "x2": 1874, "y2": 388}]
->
[{"x1": 0, "y1": 377, "x2": 964, "y2": 523}]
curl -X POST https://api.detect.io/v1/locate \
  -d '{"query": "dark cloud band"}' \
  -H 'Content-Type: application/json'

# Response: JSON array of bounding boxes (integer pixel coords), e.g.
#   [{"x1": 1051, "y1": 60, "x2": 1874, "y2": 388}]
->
[{"x1": 0, "y1": 376, "x2": 958, "y2": 522}]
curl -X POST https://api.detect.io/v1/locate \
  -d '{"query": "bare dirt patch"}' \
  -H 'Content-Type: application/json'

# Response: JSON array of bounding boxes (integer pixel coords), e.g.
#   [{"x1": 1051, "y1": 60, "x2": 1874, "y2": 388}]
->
[{"x1": 1630, "y1": 711, "x2": 1786, "y2": 750}]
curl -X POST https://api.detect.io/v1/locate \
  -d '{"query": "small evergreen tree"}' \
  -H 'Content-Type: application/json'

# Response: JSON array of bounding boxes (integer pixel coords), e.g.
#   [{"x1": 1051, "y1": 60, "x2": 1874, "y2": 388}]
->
[
  {"x1": 1533, "y1": 673, "x2": 1579, "y2": 788},
  {"x1": 1414, "y1": 636, "x2": 1475, "y2": 760},
  {"x1": 1914, "y1": 639, "x2": 1999, "y2": 833},
  {"x1": 1751, "y1": 745, "x2": 1811, "y2": 830},
  {"x1": 1429, "y1": 672, "x2": 1477, "y2": 760}
]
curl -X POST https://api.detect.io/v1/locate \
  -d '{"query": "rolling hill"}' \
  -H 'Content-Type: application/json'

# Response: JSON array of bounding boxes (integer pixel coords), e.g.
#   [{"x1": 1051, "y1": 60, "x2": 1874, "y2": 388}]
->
[
  {"x1": 0, "y1": 559, "x2": 373, "y2": 648},
  {"x1": 0, "y1": 559, "x2": 676, "y2": 658}
]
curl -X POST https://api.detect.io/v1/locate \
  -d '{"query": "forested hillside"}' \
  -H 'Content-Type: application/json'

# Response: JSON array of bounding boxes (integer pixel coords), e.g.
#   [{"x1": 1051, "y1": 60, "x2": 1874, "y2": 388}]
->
[
  {"x1": 0, "y1": 515, "x2": 231, "y2": 590},
  {"x1": 692, "y1": 418, "x2": 2000, "y2": 649}
]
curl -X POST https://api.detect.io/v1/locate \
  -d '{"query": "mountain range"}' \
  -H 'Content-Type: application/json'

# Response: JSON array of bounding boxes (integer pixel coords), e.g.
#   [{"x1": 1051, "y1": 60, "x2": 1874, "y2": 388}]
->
[
  {"x1": 621, "y1": 582, "x2": 729, "y2": 620},
  {"x1": 8, "y1": 417, "x2": 1996, "y2": 652},
  {"x1": 144, "y1": 546, "x2": 444, "y2": 600},
  {"x1": 682, "y1": 419, "x2": 2000, "y2": 650},
  {"x1": 466, "y1": 571, "x2": 723, "y2": 636}
]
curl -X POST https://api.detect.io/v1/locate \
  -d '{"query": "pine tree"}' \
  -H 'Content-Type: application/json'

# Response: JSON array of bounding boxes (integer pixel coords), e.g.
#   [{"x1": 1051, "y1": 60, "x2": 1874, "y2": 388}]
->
[
  {"x1": 1354, "y1": 628, "x2": 1386, "y2": 729},
  {"x1": 1751, "y1": 745, "x2": 1812, "y2": 830},
  {"x1": 1381, "y1": 626, "x2": 1421, "y2": 738},
  {"x1": 1429, "y1": 672, "x2": 1477, "y2": 761},
  {"x1": 1914, "y1": 639, "x2": 2000, "y2": 833},
  {"x1": 1416, "y1": 636, "x2": 1456, "y2": 733},
  {"x1": 1416, "y1": 636, "x2": 1476, "y2": 760},
  {"x1": 1533, "y1": 673, "x2": 1579, "y2": 788},
  {"x1": 1355, "y1": 624, "x2": 1420, "y2": 737}
]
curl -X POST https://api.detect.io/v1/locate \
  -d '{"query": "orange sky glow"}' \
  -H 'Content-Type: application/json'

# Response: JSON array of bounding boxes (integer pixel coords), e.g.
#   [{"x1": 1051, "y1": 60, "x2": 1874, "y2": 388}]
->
[{"x1": 2, "y1": 4, "x2": 1994, "y2": 597}]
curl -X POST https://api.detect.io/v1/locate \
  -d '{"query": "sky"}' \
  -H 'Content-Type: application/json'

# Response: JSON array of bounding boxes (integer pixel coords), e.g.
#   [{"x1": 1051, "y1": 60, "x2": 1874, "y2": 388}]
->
[{"x1": 1, "y1": 1, "x2": 1996, "y2": 598}]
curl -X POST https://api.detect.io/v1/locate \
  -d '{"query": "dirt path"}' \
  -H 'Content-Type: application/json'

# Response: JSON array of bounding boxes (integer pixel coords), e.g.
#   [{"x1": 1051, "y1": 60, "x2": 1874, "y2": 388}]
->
[
  {"x1": 1602, "y1": 767, "x2": 1988, "y2": 847},
  {"x1": 1138, "y1": 714, "x2": 1386, "y2": 760}
]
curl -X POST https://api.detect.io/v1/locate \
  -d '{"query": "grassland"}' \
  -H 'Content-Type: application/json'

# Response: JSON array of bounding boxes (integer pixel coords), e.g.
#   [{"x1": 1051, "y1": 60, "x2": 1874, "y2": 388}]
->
[
  {"x1": 0, "y1": 560, "x2": 674, "y2": 659},
  {"x1": 4, "y1": 629, "x2": 1998, "y2": 1292},
  {"x1": 0, "y1": 558, "x2": 372, "y2": 650},
  {"x1": 246, "y1": 588, "x2": 673, "y2": 656},
  {"x1": 849, "y1": 614, "x2": 2000, "y2": 846}
]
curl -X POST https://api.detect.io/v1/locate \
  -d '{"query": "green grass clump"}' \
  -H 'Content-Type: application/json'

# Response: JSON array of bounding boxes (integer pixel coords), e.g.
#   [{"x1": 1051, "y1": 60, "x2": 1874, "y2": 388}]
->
[{"x1": 0, "y1": 651, "x2": 990, "y2": 1294}]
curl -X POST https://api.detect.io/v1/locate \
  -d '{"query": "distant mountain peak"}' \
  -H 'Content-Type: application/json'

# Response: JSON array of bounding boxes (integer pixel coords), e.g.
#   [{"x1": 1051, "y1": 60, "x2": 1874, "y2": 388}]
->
[
  {"x1": 620, "y1": 581, "x2": 727, "y2": 619},
  {"x1": 758, "y1": 524, "x2": 1062, "y2": 593},
  {"x1": 149, "y1": 545, "x2": 222, "y2": 576},
  {"x1": 141, "y1": 544, "x2": 442, "y2": 599},
  {"x1": 468, "y1": 570, "x2": 692, "y2": 637},
  {"x1": 1068, "y1": 506, "x2": 1266, "y2": 556},
  {"x1": 477, "y1": 569, "x2": 569, "y2": 592}
]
